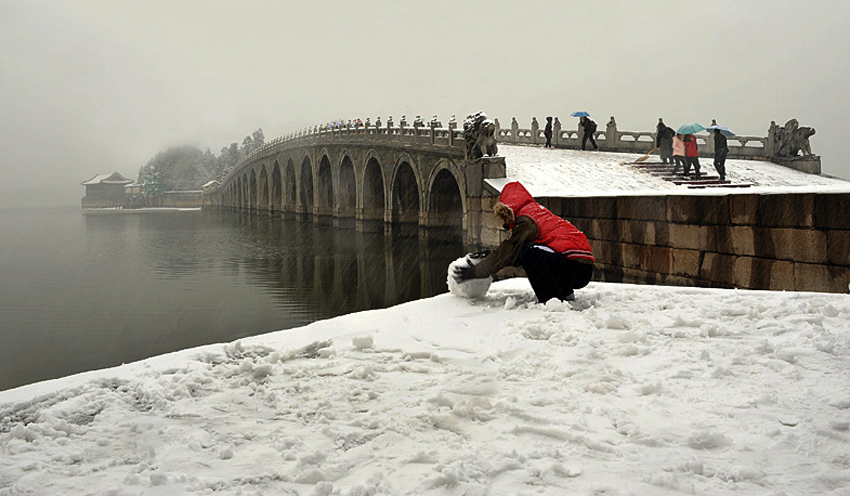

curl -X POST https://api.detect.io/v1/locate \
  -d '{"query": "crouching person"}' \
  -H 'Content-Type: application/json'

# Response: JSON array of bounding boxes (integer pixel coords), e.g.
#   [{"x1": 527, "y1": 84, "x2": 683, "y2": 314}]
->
[{"x1": 454, "y1": 181, "x2": 594, "y2": 302}]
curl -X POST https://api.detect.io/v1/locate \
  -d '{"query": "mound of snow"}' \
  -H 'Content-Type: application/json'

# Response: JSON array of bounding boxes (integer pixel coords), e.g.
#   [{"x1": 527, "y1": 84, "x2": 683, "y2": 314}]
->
[{"x1": 447, "y1": 253, "x2": 492, "y2": 298}]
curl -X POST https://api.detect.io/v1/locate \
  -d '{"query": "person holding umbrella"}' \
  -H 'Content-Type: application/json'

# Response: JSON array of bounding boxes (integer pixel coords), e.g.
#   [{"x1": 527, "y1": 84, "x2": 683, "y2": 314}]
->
[
  {"x1": 707, "y1": 125, "x2": 734, "y2": 181},
  {"x1": 571, "y1": 111, "x2": 598, "y2": 151},
  {"x1": 677, "y1": 123, "x2": 706, "y2": 179},
  {"x1": 683, "y1": 134, "x2": 701, "y2": 179}
]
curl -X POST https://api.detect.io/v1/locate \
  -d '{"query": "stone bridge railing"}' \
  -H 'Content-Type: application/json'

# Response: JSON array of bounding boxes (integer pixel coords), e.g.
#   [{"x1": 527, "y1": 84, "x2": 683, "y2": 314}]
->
[
  {"x1": 226, "y1": 113, "x2": 819, "y2": 180},
  {"x1": 495, "y1": 116, "x2": 820, "y2": 174},
  {"x1": 225, "y1": 120, "x2": 467, "y2": 182},
  {"x1": 498, "y1": 118, "x2": 768, "y2": 157}
]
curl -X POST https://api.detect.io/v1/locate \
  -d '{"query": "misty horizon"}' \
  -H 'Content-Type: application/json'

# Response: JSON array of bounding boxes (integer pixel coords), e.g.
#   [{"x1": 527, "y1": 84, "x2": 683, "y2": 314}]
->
[{"x1": 2, "y1": 1, "x2": 849, "y2": 209}]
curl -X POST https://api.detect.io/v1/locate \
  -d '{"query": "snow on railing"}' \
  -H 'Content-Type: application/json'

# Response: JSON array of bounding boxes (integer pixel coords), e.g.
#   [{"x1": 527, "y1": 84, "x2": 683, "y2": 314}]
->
[
  {"x1": 225, "y1": 119, "x2": 466, "y2": 181},
  {"x1": 225, "y1": 114, "x2": 789, "y2": 183},
  {"x1": 501, "y1": 118, "x2": 771, "y2": 159}
]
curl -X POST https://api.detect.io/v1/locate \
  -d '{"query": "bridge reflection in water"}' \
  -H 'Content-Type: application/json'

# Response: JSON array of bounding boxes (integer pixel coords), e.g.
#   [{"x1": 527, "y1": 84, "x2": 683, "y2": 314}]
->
[{"x1": 216, "y1": 211, "x2": 465, "y2": 318}]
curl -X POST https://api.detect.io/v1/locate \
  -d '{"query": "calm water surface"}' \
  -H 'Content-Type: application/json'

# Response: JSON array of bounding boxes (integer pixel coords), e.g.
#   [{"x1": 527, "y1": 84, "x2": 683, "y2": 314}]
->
[{"x1": 0, "y1": 208, "x2": 463, "y2": 391}]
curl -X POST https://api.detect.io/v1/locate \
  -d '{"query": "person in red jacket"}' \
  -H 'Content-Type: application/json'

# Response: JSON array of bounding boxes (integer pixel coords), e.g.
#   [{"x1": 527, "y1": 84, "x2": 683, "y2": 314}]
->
[
  {"x1": 683, "y1": 133, "x2": 702, "y2": 179},
  {"x1": 454, "y1": 181, "x2": 594, "y2": 302}
]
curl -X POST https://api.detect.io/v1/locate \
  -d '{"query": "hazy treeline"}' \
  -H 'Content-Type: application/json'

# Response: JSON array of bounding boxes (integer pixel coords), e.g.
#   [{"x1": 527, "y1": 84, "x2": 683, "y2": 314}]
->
[{"x1": 137, "y1": 129, "x2": 265, "y2": 192}]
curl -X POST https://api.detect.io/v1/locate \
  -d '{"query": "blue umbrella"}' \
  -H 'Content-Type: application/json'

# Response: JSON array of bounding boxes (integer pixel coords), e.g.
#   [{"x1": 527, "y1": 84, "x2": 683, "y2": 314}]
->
[
  {"x1": 706, "y1": 125, "x2": 736, "y2": 137},
  {"x1": 570, "y1": 111, "x2": 590, "y2": 118},
  {"x1": 677, "y1": 122, "x2": 706, "y2": 134}
]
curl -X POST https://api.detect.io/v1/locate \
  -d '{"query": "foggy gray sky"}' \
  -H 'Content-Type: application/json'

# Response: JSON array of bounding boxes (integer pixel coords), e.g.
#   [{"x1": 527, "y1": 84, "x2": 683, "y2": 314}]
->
[{"x1": 2, "y1": 0, "x2": 849, "y2": 208}]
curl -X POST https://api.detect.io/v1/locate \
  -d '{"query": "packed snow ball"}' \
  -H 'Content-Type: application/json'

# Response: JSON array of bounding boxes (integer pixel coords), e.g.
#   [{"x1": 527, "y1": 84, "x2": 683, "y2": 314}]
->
[{"x1": 447, "y1": 253, "x2": 492, "y2": 298}]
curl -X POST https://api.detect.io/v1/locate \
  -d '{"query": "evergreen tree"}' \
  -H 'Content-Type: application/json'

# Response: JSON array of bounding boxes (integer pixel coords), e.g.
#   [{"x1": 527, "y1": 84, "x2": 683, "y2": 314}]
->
[
  {"x1": 252, "y1": 128, "x2": 265, "y2": 147},
  {"x1": 215, "y1": 142, "x2": 241, "y2": 181},
  {"x1": 138, "y1": 127, "x2": 266, "y2": 189},
  {"x1": 242, "y1": 135, "x2": 254, "y2": 154}
]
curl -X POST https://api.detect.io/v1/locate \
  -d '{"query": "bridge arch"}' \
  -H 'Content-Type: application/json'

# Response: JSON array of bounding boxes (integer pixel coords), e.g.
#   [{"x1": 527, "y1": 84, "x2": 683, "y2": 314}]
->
[
  {"x1": 361, "y1": 153, "x2": 386, "y2": 227},
  {"x1": 317, "y1": 151, "x2": 334, "y2": 221},
  {"x1": 390, "y1": 154, "x2": 421, "y2": 234},
  {"x1": 338, "y1": 152, "x2": 357, "y2": 227},
  {"x1": 258, "y1": 165, "x2": 270, "y2": 213},
  {"x1": 271, "y1": 160, "x2": 282, "y2": 214},
  {"x1": 248, "y1": 169, "x2": 258, "y2": 211},
  {"x1": 427, "y1": 159, "x2": 466, "y2": 238},
  {"x1": 240, "y1": 175, "x2": 246, "y2": 210},
  {"x1": 299, "y1": 155, "x2": 314, "y2": 218},
  {"x1": 284, "y1": 158, "x2": 296, "y2": 215}
]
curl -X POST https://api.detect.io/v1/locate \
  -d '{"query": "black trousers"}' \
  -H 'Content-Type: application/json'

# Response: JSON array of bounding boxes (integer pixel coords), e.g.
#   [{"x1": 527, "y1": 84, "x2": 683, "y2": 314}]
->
[
  {"x1": 714, "y1": 150, "x2": 728, "y2": 180},
  {"x1": 684, "y1": 156, "x2": 701, "y2": 177},
  {"x1": 519, "y1": 243, "x2": 593, "y2": 302},
  {"x1": 581, "y1": 132, "x2": 598, "y2": 150}
]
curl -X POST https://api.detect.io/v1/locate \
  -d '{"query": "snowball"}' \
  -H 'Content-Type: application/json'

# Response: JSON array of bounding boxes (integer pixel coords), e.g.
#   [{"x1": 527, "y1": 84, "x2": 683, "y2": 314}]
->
[
  {"x1": 447, "y1": 254, "x2": 492, "y2": 298},
  {"x1": 687, "y1": 430, "x2": 731, "y2": 450},
  {"x1": 352, "y1": 336, "x2": 374, "y2": 350}
]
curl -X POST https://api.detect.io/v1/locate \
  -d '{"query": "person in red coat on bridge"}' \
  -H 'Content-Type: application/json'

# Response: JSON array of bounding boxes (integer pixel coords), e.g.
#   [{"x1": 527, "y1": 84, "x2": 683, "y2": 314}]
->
[
  {"x1": 454, "y1": 181, "x2": 594, "y2": 302},
  {"x1": 683, "y1": 133, "x2": 702, "y2": 179}
]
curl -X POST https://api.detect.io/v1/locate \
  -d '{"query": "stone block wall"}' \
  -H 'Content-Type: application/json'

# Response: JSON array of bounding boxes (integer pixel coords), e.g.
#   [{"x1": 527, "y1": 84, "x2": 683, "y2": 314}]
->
[
  {"x1": 81, "y1": 195, "x2": 127, "y2": 209},
  {"x1": 535, "y1": 192, "x2": 850, "y2": 294},
  {"x1": 148, "y1": 191, "x2": 204, "y2": 208}
]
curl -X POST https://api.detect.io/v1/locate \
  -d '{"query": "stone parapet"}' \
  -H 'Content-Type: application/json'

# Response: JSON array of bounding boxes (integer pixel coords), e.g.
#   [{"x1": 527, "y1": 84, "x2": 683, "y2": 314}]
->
[
  {"x1": 499, "y1": 116, "x2": 822, "y2": 174},
  {"x1": 538, "y1": 192, "x2": 850, "y2": 294}
]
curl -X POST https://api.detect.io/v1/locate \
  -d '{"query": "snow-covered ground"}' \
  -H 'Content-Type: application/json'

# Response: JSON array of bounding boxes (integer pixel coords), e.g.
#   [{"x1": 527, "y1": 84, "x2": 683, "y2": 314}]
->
[
  {"x1": 2, "y1": 149, "x2": 850, "y2": 495},
  {"x1": 2, "y1": 280, "x2": 849, "y2": 495},
  {"x1": 498, "y1": 144, "x2": 850, "y2": 197}
]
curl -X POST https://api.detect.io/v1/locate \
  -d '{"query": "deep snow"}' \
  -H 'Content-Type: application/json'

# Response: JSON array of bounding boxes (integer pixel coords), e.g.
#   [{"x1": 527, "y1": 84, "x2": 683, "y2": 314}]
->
[
  {"x1": 2, "y1": 147, "x2": 849, "y2": 495},
  {"x1": 2, "y1": 280, "x2": 849, "y2": 495}
]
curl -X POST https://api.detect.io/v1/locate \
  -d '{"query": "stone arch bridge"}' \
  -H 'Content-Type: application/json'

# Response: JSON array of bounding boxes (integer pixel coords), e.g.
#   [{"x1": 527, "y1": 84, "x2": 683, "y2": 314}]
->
[{"x1": 206, "y1": 124, "x2": 506, "y2": 245}]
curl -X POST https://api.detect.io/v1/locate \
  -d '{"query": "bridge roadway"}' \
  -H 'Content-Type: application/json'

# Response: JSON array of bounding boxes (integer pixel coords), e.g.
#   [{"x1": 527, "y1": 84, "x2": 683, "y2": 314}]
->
[{"x1": 207, "y1": 124, "x2": 507, "y2": 246}]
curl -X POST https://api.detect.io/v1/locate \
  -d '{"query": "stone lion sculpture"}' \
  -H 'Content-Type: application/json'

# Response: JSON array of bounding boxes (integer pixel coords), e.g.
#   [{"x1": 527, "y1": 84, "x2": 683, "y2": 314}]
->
[
  {"x1": 463, "y1": 111, "x2": 498, "y2": 159},
  {"x1": 794, "y1": 127, "x2": 816, "y2": 156},
  {"x1": 776, "y1": 118, "x2": 817, "y2": 157}
]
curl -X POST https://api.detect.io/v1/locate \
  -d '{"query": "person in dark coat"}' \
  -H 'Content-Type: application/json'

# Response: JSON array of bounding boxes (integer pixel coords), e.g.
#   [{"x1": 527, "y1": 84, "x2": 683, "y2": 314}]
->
[
  {"x1": 713, "y1": 129, "x2": 729, "y2": 180},
  {"x1": 656, "y1": 118, "x2": 675, "y2": 165},
  {"x1": 544, "y1": 116, "x2": 553, "y2": 148},
  {"x1": 580, "y1": 116, "x2": 598, "y2": 151},
  {"x1": 454, "y1": 181, "x2": 594, "y2": 302}
]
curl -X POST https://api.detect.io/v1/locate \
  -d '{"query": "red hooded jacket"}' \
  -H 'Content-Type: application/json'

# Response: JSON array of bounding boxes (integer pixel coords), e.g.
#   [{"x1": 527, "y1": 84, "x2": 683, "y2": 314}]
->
[
  {"x1": 499, "y1": 182, "x2": 594, "y2": 262},
  {"x1": 684, "y1": 135, "x2": 699, "y2": 157}
]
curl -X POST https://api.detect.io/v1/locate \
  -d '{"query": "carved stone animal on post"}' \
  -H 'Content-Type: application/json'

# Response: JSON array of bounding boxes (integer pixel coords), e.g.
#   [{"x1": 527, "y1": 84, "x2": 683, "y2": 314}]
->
[
  {"x1": 463, "y1": 111, "x2": 498, "y2": 159},
  {"x1": 777, "y1": 118, "x2": 816, "y2": 157},
  {"x1": 795, "y1": 126, "x2": 815, "y2": 156}
]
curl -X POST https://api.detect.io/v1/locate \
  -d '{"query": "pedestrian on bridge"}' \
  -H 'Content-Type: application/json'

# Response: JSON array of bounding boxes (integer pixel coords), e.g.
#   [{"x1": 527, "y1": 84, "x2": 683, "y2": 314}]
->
[
  {"x1": 453, "y1": 181, "x2": 594, "y2": 303},
  {"x1": 544, "y1": 117, "x2": 554, "y2": 148},
  {"x1": 683, "y1": 134, "x2": 702, "y2": 179},
  {"x1": 580, "y1": 116, "x2": 599, "y2": 151},
  {"x1": 713, "y1": 128, "x2": 729, "y2": 181},
  {"x1": 672, "y1": 133, "x2": 687, "y2": 175},
  {"x1": 656, "y1": 118, "x2": 676, "y2": 165}
]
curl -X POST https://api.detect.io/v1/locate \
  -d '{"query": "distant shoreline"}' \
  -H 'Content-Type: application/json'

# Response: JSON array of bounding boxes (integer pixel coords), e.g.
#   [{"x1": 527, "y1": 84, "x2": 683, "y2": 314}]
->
[{"x1": 80, "y1": 207, "x2": 202, "y2": 215}]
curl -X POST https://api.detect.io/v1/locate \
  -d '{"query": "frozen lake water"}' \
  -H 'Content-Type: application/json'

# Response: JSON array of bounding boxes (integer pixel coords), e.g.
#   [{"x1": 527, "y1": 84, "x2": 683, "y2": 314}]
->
[{"x1": 0, "y1": 208, "x2": 463, "y2": 391}]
